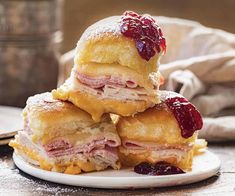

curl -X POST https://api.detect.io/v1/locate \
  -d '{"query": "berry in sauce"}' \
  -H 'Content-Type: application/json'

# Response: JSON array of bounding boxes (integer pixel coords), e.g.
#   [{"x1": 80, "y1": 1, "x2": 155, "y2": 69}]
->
[
  {"x1": 154, "y1": 161, "x2": 185, "y2": 175},
  {"x1": 165, "y1": 96, "x2": 203, "y2": 138},
  {"x1": 134, "y1": 162, "x2": 155, "y2": 175},
  {"x1": 134, "y1": 161, "x2": 185, "y2": 175},
  {"x1": 120, "y1": 11, "x2": 166, "y2": 61}
]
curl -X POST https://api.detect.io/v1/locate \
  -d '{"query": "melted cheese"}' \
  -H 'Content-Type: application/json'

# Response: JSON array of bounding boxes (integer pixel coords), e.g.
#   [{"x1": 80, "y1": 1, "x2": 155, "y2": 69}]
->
[
  {"x1": 76, "y1": 160, "x2": 96, "y2": 172},
  {"x1": 52, "y1": 86, "x2": 155, "y2": 122},
  {"x1": 32, "y1": 135, "x2": 39, "y2": 143},
  {"x1": 64, "y1": 165, "x2": 82, "y2": 174}
]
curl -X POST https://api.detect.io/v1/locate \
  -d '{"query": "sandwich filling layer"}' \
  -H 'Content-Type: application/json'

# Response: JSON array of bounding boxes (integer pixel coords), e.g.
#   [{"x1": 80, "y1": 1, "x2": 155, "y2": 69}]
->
[
  {"x1": 119, "y1": 138, "x2": 194, "y2": 170},
  {"x1": 120, "y1": 138, "x2": 193, "y2": 163},
  {"x1": 11, "y1": 120, "x2": 121, "y2": 173},
  {"x1": 71, "y1": 63, "x2": 161, "y2": 103}
]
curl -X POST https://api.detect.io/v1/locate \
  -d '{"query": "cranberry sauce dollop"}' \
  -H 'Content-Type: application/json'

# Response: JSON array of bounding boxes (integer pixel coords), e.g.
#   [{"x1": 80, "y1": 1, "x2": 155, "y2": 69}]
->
[
  {"x1": 134, "y1": 161, "x2": 185, "y2": 176},
  {"x1": 120, "y1": 11, "x2": 166, "y2": 61},
  {"x1": 165, "y1": 96, "x2": 203, "y2": 138}
]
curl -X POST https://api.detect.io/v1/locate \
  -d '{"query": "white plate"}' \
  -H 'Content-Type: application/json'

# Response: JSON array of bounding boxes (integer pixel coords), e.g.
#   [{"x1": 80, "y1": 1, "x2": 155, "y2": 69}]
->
[
  {"x1": 0, "y1": 106, "x2": 23, "y2": 139},
  {"x1": 13, "y1": 150, "x2": 220, "y2": 189}
]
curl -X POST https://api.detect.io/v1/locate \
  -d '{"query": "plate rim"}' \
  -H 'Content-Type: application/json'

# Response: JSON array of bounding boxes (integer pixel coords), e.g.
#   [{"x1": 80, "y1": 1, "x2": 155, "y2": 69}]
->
[
  {"x1": 0, "y1": 105, "x2": 22, "y2": 139},
  {"x1": 0, "y1": 137, "x2": 13, "y2": 145},
  {"x1": 0, "y1": 105, "x2": 23, "y2": 110},
  {"x1": 13, "y1": 150, "x2": 221, "y2": 189}
]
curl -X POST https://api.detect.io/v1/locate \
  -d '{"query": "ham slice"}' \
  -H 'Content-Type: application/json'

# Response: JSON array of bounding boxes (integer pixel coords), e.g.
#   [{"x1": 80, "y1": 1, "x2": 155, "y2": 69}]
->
[
  {"x1": 44, "y1": 140, "x2": 72, "y2": 152},
  {"x1": 76, "y1": 72, "x2": 138, "y2": 89},
  {"x1": 44, "y1": 138, "x2": 120, "y2": 157},
  {"x1": 23, "y1": 119, "x2": 33, "y2": 134},
  {"x1": 91, "y1": 146, "x2": 119, "y2": 165},
  {"x1": 17, "y1": 123, "x2": 121, "y2": 169},
  {"x1": 73, "y1": 72, "x2": 153, "y2": 101},
  {"x1": 121, "y1": 139, "x2": 192, "y2": 162},
  {"x1": 17, "y1": 131, "x2": 49, "y2": 160},
  {"x1": 44, "y1": 138, "x2": 120, "y2": 167},
  {"x1": 103, "y1": 85, "x2": 150, "y2": 100},
  {"x1": 122, "y1": 139, "x2": 192, "y2": 152}
]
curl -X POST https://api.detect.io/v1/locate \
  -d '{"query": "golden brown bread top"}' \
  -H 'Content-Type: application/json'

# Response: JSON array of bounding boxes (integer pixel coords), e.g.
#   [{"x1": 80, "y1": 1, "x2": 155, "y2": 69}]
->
[
  {"x1": 23, "y1": 92, "x2": 114, "y2": 139},
  {"x1": 117, "y1": 102, "x2": 197, "y2": 145},
  {"x1": 74, "y1": 16, "x2": 163, "y2": 76},
  {"x1": 24, "y1": 92, "x2": 94, "y2": 125}
]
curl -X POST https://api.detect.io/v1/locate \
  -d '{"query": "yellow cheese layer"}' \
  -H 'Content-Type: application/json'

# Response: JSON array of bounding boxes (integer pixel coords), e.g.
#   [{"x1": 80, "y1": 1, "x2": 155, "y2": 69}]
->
[{"x1": 52, "y1": 87, "x2": 156, "y2": 122}]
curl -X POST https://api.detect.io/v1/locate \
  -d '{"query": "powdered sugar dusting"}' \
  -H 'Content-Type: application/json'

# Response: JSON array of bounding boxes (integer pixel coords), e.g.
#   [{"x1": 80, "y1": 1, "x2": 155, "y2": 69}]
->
[
  {"x1": 158, "y1": 90, "x2": 184, "y2": 102},
  {"x1": 78, "y1": 16, "x2": 121, "y2": 42},
  {"x1": 26, "y1": 92, "x2": 59, "y2": 107}
]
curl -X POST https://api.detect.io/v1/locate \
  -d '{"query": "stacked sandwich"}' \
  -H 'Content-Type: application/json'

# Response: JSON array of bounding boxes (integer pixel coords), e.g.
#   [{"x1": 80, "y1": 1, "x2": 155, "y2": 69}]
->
[{"x1": 10, "y1": 11, "x2": 204, "y2": 175}]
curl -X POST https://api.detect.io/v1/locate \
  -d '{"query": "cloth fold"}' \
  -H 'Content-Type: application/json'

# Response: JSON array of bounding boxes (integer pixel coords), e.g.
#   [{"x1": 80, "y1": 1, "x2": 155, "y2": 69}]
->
[
  {"x1": 158, "y1": 17, "x2": 235, "y2": 141},
  {"x1": 201, "y1": 117, "x2": 235, "y2": 141}
]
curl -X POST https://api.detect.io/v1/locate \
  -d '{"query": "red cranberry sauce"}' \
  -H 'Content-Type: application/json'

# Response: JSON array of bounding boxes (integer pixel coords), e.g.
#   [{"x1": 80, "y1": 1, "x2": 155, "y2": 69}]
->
[
  {"x1": 134, "y1": 161, "x2": 185, "y2": 175},
  {"x1": 165, "y1": 96, "x2": 203, "y2": 138},
  {"x1": 120, "y1": 11, "x2": 166, "y2": 61}
]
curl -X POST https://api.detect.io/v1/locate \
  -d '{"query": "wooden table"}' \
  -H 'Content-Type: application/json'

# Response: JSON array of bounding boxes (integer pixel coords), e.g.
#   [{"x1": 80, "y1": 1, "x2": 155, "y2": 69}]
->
[{"x1": 1, "y1": 143, "x2": 235, "y2": 195}]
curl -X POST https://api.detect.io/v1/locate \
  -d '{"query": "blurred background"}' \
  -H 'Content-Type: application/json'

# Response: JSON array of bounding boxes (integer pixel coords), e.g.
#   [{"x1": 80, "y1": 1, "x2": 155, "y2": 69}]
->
[
  {"x1": 1, "y1": 0, "x2": 235, "y2": 107},
  {"x1": 63, "y1": 0, "x2": 235, "y2": 53}
]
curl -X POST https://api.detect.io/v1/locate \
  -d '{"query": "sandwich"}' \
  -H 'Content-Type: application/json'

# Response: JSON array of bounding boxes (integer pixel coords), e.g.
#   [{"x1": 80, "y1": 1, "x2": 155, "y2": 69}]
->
[
  {"x1": 52, "y1": 11, "x2": 166, "y2": 122},
  {"x1": 117, "y1": 91, "x2": 203, "y2": 170},
  {"x1": 9, "y1": 92, "x2": 121, "y2": 174}
]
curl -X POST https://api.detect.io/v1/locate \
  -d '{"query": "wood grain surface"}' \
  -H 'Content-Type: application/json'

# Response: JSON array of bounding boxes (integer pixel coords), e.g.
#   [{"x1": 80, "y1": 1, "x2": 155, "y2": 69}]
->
[{"x1": 1, "y1": 143, "x2": 235, "y2": 195}]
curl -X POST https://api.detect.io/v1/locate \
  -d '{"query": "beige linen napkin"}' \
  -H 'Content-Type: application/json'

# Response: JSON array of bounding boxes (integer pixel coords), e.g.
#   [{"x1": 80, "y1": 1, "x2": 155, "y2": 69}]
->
[
  {"x1": 59, "y1": 16, "x2": 235, "y2": 141},
  {"x1": 158, "y1": 17, "x2": 235, "y2": 141}
]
